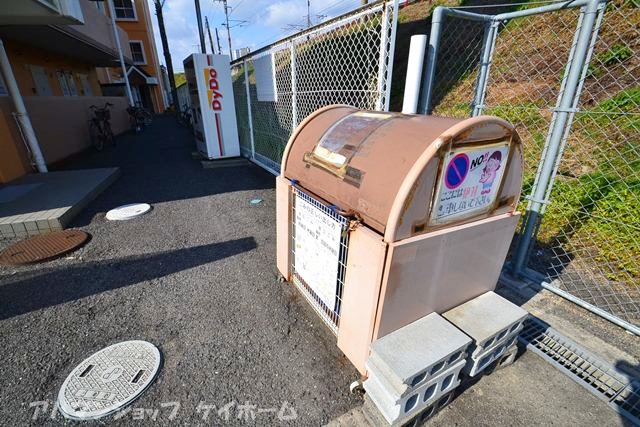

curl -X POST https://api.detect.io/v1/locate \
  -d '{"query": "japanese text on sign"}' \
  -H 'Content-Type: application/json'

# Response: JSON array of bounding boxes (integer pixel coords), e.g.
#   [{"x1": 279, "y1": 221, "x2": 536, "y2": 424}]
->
[
  {"x1": 294, "y1": 195, "x2": 344, "y2": 312},
  {"x1": 430, "y1": 141, "x2": 510, "y2": 225}
]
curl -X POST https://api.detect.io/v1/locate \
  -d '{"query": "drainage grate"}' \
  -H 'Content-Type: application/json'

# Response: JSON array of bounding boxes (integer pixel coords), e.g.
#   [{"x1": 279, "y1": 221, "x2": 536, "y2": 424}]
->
[
  {"x1": 519, "y1": 317, "x2": 640, "y2": 425},
  {"x1": 58, "y1": 340, "x2": 161, "y2": 420},
  {"x1": 0, "y1": 230, "x2": 89, "y2": 265}
]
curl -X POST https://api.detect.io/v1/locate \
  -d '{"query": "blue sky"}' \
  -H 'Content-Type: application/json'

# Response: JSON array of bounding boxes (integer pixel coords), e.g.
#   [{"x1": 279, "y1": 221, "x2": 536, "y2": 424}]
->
[{"x1": 147, "y1": 0, "x2": 365, "y2": 72}]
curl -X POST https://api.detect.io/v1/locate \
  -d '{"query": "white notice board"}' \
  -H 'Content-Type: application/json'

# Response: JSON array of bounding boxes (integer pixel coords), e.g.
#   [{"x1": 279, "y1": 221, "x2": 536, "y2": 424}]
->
[
  {"x1": 294, "y1": 195, "x2": 343, "y2": 311},
  {"x1": 430, "y1": 141, "x2": 510, "y2": 226}
]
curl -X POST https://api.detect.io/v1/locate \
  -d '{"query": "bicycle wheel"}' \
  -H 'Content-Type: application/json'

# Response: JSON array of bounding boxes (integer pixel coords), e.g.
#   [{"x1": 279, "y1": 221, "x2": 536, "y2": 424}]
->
[
  {"x1": 89, "y1": 121, "x2": 104, "y2": 151},
  {"x1": 142, "y1": 109, "x2": 153, "y2": 126}
]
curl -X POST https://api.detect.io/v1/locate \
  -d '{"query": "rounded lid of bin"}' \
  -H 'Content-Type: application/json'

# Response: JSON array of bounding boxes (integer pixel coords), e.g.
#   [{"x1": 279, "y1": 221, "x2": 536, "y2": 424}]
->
[{"x1": 282, "y1": 105, "x2": 523, "y2": 242}]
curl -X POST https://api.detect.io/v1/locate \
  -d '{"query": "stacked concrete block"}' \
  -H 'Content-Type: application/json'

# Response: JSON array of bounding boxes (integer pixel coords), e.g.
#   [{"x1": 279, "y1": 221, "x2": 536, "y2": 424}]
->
[
  {"x1": 364, "y1": 313, "x2": 471, "y2": 426},
  {"x1": 443, "y1": 291, "x2": 527, "y2": 377}
]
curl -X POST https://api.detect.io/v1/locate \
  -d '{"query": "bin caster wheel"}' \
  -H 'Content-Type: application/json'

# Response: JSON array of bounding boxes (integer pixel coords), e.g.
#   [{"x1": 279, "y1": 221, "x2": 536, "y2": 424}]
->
[
  {"x1": 349, "y1": 379, "x2": 364, "y2": 394},
  {"x1": 277, "y1": 275, "x2": 286, "y2": 283}
]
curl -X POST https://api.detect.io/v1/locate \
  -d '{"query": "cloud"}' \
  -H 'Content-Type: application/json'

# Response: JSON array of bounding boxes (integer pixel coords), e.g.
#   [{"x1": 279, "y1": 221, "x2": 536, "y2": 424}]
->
[{"x1": 262, "y1": 0, "x2": 307, "y2": 28}]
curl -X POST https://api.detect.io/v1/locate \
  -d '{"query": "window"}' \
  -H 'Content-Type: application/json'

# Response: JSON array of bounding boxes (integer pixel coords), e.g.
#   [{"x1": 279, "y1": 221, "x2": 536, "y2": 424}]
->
[
  {"x1": 78, "y1": 74, "x2": 93, "y2": 96},
  {"x1": 129, "y1": 41, "x2": 146, "y2": 65},
  {"x1": 113, "y1": 0, "x2": 137, "y2": 20},
  {"x1": 30, "y1": 65, "x2": 53, "y2": 96},
  {"x1": 56, "y1": 71, "x2": 77, "y2": 97},
  {"x1": 0, "y1": 72, "x2": 7, "y2": 96}
]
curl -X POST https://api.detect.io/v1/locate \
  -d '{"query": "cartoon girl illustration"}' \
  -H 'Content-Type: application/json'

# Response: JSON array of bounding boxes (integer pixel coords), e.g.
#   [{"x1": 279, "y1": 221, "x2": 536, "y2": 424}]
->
[{"x1": 479, "y1": 151, "x2": 502, "y2": 195}]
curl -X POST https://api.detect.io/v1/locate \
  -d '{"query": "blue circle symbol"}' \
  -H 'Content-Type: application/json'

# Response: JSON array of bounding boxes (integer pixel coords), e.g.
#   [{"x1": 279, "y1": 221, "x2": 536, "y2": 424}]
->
[{"x1": 445, "y1": 154, "x2": 469, "y2": 190}]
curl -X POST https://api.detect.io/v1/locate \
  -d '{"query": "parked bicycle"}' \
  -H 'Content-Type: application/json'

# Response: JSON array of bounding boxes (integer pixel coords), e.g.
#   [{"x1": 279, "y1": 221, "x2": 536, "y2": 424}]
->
[
  {"x1": 177, "y1": 105, "x2": 193, "y2": 128},
  {"x1": 127, "y1": 105, "x2": 146, "y2": 133},
  {"x1": 89, "y1": 102, "x2": 114, "y2": 151}
]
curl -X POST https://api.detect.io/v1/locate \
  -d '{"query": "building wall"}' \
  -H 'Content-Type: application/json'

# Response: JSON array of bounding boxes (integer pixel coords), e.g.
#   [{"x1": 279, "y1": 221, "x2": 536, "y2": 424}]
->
[
  {"x1": 4, "y1": 39, "x2": 103, "y2": 97},
  {"x1": 100, "y1": 0, "x2": 167, "y2": 113},
  {"x1": 0, "y1": 97, "x2": 32, "y2": 183}
]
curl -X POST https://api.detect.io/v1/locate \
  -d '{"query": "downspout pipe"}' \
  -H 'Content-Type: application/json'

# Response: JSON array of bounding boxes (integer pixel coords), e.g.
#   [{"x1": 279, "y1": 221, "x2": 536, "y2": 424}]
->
[
  {"x1": 107, "y1": 0, "x2": 134, "y2": 106},
  {"x1": 0, "y1": 38, "x2": 48, "y2": 173}
]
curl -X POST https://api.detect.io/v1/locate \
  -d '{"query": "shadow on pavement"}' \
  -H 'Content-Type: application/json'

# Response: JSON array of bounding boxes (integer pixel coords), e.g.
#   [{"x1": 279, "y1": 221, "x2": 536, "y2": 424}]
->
[
  {"x1": 0, "y1": 237, "x2": 256, "y2": 320},
  {"x1": 49, "y1": 115, "x2": 275, "y2": 227}
]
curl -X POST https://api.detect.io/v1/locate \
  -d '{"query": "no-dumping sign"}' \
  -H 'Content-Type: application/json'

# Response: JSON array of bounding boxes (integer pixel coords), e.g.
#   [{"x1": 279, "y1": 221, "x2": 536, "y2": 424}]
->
[{"x1": 430, "y1": 141, "x2": 510, "y2": 226}]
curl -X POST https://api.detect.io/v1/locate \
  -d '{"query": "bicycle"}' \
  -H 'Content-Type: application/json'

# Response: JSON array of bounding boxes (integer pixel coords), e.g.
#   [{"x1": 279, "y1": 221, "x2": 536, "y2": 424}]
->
[
  {"x1": 135, "y1": 102, "x2": 153, "y2": 126},
  {"x1": 89, "y1": 102, "x2": 114, "y2": 151},
  {"x1": 127, "y1": 105, "x2": 146, "y2": 133},
  {"x1": 177, "y1": 105, "x2": 193, "y2": 128}
]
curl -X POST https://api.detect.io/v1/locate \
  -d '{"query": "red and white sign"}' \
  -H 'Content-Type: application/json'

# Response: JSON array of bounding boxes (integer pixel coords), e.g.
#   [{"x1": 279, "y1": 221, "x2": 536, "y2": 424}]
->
[{"x1": 184, "y1": 53, "x2": 240, "y2": 159}]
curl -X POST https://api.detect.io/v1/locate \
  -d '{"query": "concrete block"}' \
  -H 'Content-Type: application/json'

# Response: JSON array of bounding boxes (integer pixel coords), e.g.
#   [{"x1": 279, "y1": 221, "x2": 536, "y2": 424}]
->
[
  {"x1": 405, "y1": 391, "x2": 455, "y2": 427},
  {"x1": 464, "y1": 332, "x2": 519, "y2": 377},
  {"x1": 0, "y1": 223, "x2": 13, "y2": 234},
  {"x1": 11, "y1": 222, "x2": 26, "y2": 233},
  {"x1": 443, "y1": 291, "x2": 527, "y2": 358},
  {"x1": 364, "y1": 359, "x2": 464, "y2": 426},
  {"x1": 367, "y1": 313, "x2": 471, "y2": 396},
  {"x1": 36, "y1": 220, "x2": 50, "y2": 231}
]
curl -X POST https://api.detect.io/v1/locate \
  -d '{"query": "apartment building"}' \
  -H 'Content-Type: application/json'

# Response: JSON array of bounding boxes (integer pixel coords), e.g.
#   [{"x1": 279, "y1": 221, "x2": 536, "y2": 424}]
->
[
  {"x1": 0, "y1": 0, "x2": 133, "y2": 184},
  {"x1": 97, "y1": 0, "x2": 167, "y2": 113}
]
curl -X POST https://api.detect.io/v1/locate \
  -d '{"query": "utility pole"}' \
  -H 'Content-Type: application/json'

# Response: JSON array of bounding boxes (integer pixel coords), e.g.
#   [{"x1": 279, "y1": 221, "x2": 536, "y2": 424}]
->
[
  {"x1": 205, "y1": 16, "x2": 216, "y2": 54},
  {"x1": 306, "y1": 0, "x2": 311, "y2": 28},
  {"x1": 194, "y1": 0, "x2": 206, "y2": 54},
  {"x1": 214, "y1": 0, "x2": 232, "y2": 56},
  {"x1": 215, "y1": 28, "x2": 222, "y2": 56},
  {"x1": 154, "y1": 0, "x2": 180, "y2": 112}
]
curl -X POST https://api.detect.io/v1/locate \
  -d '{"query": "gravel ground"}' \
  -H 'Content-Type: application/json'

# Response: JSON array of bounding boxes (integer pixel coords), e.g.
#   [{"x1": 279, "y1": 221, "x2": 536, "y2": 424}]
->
[
  {"x1": 0, "y1": 116, "x2": 625, "y2": 427},
  {"x1": 0, "y1": 116, "x2": 361, "y2": 425}
]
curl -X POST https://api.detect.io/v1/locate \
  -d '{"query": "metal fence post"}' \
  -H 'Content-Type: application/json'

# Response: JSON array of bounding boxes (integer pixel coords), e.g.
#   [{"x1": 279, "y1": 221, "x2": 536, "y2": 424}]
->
[
  {"x1": 419, "y1": 6, "x2": 445, "y2": 115},
  {"x1": 375, "y1": 0, "x2": 399, "y2": 111},
  {"x1": 511, "y1": 0, "x2": 601, "y2": 277},
  {"x1": 290, "y1": 40, "x2": 298, "y2": 128},
  {"x1": 471, "y1": 20, "x2": 499, "y2": 116},
  {"x1": 243, "y1": 59, "x2": 256, "y2": 160}
]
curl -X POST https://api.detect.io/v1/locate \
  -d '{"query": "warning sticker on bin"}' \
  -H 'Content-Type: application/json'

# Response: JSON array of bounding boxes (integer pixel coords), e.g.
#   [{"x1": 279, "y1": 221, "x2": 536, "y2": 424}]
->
[{"x1": 430, "y1": 141, "x2": 510, "y2": 226}]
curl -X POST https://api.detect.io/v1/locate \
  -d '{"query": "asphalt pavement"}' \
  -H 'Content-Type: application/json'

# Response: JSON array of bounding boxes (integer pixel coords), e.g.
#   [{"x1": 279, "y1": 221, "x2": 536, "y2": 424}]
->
[{"x1": 0, "y1": 115, "x2": 621, "y2": 426}]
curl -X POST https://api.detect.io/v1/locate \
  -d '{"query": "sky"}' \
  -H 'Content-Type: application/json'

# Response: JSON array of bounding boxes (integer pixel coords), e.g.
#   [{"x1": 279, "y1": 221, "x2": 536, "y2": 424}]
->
[{"x1": 147, "y1": 0, "x2": 365, "y2": 72}]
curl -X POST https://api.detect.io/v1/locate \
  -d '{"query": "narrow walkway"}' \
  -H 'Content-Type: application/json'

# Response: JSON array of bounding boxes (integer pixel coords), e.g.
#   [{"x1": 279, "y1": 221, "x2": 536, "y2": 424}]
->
[
  {"x1": 0, "y1": 116, "x2": 620, "y2": 425},
  {"x1": 0, "y1": 116, "x2": 361, "y2": 425}
]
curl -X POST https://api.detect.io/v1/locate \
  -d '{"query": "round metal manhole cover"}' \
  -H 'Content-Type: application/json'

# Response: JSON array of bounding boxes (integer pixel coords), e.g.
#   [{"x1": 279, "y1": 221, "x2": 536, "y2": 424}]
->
[
  {"x1": 0, "y1": 229, "x2": 89, "y2": 265},
  {"x1": 58, "y1": 340, "x2": 161, "y2": 420},
  {"x1": 106, "y1": 203, "x2": 152, "y2": 221}
]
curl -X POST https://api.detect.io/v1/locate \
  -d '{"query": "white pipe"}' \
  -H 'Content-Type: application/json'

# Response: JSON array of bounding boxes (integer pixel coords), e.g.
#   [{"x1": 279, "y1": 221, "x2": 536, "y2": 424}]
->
[
  {"x1": 402, "y1": 34, "x2": 427, "y2": 114},
  {"x1": 107, "y1": 0, "x2": 134, "y2": 106},
  {"x1": 0, "y1": 38, "x2": 48, "y2": 173}
]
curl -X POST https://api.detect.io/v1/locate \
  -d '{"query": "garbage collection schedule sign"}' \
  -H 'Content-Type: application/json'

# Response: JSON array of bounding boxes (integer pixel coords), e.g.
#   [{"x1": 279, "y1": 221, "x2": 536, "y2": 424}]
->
[
  {"x1": 430, "y1": 141, "x2": 510, "y2": 226},
  {"x1": 294, "y1": 194, "x2": 343, "y2": 312}
]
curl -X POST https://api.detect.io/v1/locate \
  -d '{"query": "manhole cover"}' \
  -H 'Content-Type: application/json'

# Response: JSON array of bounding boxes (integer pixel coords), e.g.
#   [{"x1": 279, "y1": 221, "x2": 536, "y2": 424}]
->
[
  {"x1": 58, "y1": 340, "x2": 161, "y2": 420},
  {"x1": 106, "y1": 203, "x2": 152, "y2": 221},
  {"x1": 0, "y1": 229, "x2": 89, "y2": 265}
]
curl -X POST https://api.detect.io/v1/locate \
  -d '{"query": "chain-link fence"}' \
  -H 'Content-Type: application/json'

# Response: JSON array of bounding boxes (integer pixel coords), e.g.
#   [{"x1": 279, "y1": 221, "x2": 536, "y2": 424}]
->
[
  {"x1": 423, "y1": 0, "x2": 639, "y2": 333},
  {"x1": 231, "y1": 0, "x2": 398, "y2": 174}
]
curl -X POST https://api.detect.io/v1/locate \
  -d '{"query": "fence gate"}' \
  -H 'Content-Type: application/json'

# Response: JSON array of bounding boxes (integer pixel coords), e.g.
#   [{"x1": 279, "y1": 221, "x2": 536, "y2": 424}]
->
[
  {"x1": 421, "y1": 0, "x2": 639, "y2": 335},
  {"x1": 231, "y1": 0, "x2": 398, "y2": 175}
]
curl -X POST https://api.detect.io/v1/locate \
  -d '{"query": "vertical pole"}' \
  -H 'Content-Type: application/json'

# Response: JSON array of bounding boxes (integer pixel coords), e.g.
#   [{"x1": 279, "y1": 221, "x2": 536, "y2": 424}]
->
[
  {"x1": 419, "y1": 6, "x2": 445, "y2": 115},
  {"x1": 0, "y1": 38, "x2": 47, "y2": 173},
  {"x1": 194, "y1": 0, "x2": 206, "y2": 54},
  {"x1": 154, "y1": 0, "x2": 179, "y2": 111},
  {"x1": 107, "y1": 0, "x2": 134, "y2": 106},
  {"x1": 471, "y1": 20, "x2": 499, "y2": 116},
  {"x1": 290, "y1": 41, "x2": 298, "y2": 128},
  {"x1": 243, "y1": 59, "x2": 255, "y2": 159},
  {"x1": 512, "y1": 0, "x2": 601, "y2": 277},
  {"x1": 402, "y1": 34, "x2": 427, "y2": 114},
  {"x1": 215, "y1": 28, "x2": 223, "y2": 55},
  {"x1": 205, "y1": 17, "x2": 216, "y2": 54},
  {"x1": 307, "y1": 0, "x2": 312, "y2": 28},
  {"x1": 375, "y1": 1, "x2": 391, "y2": 111},
  {"x1": 224, "y1": 0, "x2": 232, "y2": 56},
  {"x1": 383, "y1": 0, "x2": 399, "y2": 111}
]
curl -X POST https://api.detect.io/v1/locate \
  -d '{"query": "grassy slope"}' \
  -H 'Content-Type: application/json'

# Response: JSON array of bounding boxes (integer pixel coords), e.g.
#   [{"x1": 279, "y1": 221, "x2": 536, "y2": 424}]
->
[{"x1": 391, "y1": 0, "x2": 639, "y2": 285}]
